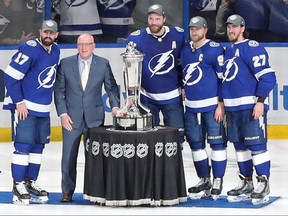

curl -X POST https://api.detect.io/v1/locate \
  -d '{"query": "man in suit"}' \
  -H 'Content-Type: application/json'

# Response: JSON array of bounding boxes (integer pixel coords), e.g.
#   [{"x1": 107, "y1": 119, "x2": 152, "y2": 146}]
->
[{"x1": 54, "y1": 33, "x2": 120, "y2": 202}]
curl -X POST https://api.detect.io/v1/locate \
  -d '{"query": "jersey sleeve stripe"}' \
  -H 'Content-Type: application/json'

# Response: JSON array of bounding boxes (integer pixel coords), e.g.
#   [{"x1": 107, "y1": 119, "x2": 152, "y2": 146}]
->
[{"x1": 4, "y1": 65, "x2": 25, "y2": 80}]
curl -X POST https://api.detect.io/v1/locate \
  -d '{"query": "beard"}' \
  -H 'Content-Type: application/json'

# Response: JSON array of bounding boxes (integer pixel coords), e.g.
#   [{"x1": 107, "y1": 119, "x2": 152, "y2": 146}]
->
[
  {"x1": 228, "y1": 32, "x2": 239, "y2": 43},
  {"x1": 149, "y1": 24, "x2": 163, "y2": 34},
  {"x1": 40, "y1": 36, "x2": 54, "y2": 46},
  {"x1": 191, "y1": 34, "x2": 204, "y2": 43}
]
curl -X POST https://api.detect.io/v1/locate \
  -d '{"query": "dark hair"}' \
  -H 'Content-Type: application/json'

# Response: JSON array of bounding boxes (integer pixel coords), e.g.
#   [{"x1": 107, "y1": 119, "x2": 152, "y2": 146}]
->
[{"x1": 243, "y1": 28, "x2": 250, "y2": 39}]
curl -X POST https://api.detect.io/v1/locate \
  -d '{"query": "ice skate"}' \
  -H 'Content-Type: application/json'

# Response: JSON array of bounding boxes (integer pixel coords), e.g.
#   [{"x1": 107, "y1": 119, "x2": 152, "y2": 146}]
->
[
  {"x1": 227, "y1": 173, "x2": 254, "y2": 202},
  {"x1": 12, "y1": 181, "x2": 31, "y2": 205},
  {"x1": 211, "y1": 178, "x2": 223, "y2": 201},
  {"x1": 25, "y1": 180, "x2": 49, "y2": 203},
  {"x1": 188, "y1": 177, "x2": 211, "y2": 199},
  {"x1": 251, "y1": 175, "x2": 270, "y2": 205}
]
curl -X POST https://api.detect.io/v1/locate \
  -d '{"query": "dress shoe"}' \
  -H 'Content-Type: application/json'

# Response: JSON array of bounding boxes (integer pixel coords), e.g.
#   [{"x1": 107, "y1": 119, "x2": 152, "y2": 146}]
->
[{"x1": 61, "y1": 193, "x2": 72, "y2": 202}]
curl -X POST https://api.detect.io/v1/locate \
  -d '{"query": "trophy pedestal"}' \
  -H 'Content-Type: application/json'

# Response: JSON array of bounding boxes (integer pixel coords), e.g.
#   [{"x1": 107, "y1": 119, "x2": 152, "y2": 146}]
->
[{"x1": 113, "y1": 114, "x2": 154, "y2": 131}]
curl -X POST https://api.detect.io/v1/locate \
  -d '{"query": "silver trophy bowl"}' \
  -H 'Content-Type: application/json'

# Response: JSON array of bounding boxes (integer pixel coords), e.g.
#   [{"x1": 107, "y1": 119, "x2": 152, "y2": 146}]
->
[{"x1": 113, "y1": 42, "x2": 154, "y2": 131}]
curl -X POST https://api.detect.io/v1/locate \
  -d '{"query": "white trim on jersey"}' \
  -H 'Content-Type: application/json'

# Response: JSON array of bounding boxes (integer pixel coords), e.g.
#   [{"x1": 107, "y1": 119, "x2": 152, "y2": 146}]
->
[
  {"x1": 61, "y1": 30, "x2": 102, "y2": 36},
  {"x1": 185, "y1": 96, "x2": 218, "y2": 109},
  {"x1": 255, "y1": 68, "x2": 274, "y2": 81},
  {"x1": 24, "y1": 99, "x2": 51, "y2": 113},
  {"x1": 223, "y1": 96, "x2": 269, "y2": 107},
  {"x1": 100, "y1": 17, "x2": 134, "y2": 25},
  {"x1": 140, "y1": 87, "x2": 181, "y2": 101},
  {"x1": 3, "y1": 94, "x2": 13, "y2": 105},
  {"x1": 4, "y1": 65, "x2": 25, "y2": 80}
]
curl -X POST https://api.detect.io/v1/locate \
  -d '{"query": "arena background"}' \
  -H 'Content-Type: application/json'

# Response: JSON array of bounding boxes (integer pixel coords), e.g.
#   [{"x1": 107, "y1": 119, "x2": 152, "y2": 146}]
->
[{"x1": 0, "y1": 0, "x2": 287, "y2": 142}]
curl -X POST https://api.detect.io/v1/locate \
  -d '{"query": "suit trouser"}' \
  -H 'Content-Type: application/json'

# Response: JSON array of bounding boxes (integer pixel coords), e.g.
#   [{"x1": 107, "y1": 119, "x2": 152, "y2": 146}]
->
[{"x1": 61, "y1": 121, "x2": 88, "y2": 195}]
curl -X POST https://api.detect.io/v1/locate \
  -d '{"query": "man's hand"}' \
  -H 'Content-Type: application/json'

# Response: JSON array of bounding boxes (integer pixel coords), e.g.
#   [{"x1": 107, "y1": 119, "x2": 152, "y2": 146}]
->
[
  {"x1": 16, "y1": 103, "x2": 29, "y2": 120},
  {"x1": 253, "y1": 102, "x2": 264, "y2": 119},
  {"x1": 214, "y1": 102, "x2": 225, "y2": 123},
  {"x1": 61, "y1": 114, "x2": 73, "y2": 131}
]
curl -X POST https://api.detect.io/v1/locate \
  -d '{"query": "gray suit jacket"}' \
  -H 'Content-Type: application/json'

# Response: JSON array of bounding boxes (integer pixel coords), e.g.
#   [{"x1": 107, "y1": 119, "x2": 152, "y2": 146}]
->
[{"x1": 54, "y1": 54, "x2": 120, "y2": 129}]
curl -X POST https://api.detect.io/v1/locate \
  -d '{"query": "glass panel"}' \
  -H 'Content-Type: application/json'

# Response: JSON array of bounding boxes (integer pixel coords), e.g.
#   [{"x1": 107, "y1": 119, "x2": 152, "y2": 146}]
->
[
  {"x1": 0, "y1": 0, "x2": 44, "y2": 45},
  {"x1": 188, "y1": 0, "x2": 288, "y2": 42}
]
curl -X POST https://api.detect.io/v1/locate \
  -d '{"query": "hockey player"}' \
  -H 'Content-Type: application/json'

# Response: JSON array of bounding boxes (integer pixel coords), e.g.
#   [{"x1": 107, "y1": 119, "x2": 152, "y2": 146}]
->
[
  {"x1": 221, "y1": 14, "x2": 276, "y2": 205},
  {"x1": 2, "y1": 20, "x2": 60, "y2": 205},
  {"x1": 127, "y1": 4, "x2": 185, "y2": 146},
  {"x1": 57, "y1": 0, "x2": 102, "y2": 43},
  {"x1": 97, "y1": 0, "x2": 136, "y2": 43},
  {"x1": 181, "y1": 16, "x2": 227, "y2": 200}
]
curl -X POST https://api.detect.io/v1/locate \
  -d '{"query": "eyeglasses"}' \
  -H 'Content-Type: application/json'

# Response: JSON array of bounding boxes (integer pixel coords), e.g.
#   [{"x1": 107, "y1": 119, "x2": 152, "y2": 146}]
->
[{"x1": 77, "y1": 43, "x2": 94, "y2": 47}]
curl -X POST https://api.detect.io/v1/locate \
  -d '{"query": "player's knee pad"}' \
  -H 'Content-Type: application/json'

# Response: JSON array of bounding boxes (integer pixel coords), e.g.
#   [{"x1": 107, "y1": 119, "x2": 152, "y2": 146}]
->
[
  {"x1": 31, "y1": 143, "x2": 45, "y2": 154},
  {"x1": 189, "y1": 141, "x2": 205, "y2": 150},
  {"x1": 233, "y1": 142, "x2": 248, "y2": 151},
  {"x1": 249, "y1": 143, "x2": 267, "y2": 154},
  {"x1": 211, "y1": 143, "x2": 227, "y2": 151},
  {"x1": 14, "y1": 142, "x2": 33, "y2": 154},
  {"x1": 29, "y1": 144, "x2": 45, "y2": 165}
]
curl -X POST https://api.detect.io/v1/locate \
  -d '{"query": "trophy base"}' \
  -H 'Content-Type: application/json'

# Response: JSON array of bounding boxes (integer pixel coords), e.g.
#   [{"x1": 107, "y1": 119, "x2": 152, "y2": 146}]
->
[{"x1": 113, "y1": 114, "x2": 154, "y2": 131}]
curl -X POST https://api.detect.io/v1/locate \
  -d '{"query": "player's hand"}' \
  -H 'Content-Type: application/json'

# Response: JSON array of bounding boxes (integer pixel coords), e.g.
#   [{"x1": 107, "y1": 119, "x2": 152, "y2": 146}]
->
[
  {"x1": 252, "y1": 102, "x2": 264, "y2": 119},
  {"x1": 181, "y1": 89, "x2": 186, "y2": 101},
  {"x1": 214, "y1": 102, "x2": 225, "y2": 122},
  {"x1": 16, "y1": 103, "x2": 29, "y2": 120}
]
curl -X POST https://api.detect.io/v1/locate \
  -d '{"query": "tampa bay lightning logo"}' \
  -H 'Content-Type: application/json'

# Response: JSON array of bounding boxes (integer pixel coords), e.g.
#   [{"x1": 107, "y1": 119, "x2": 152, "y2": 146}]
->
[
  {"x1": 148, "y1": 50, "x2": 174, "y2": 78},
  {"x1": 182, "y1": 62, "x2": 203, "y2": 86},
  {"x1": 65, "y1": 0, "x2": 88, "y2": 7},
  {"x1": 37, "y1": 64, "x2": 57, "y2": 89},
  {"x1": 0, "y1": 15, "x2": 10, "y2": 34},
  {"x1": 223, "y1": 57, "x2": 238, "y2": 82},
  {"x1": 98, "y1": 0, "x2": 133, "y2": 10}
]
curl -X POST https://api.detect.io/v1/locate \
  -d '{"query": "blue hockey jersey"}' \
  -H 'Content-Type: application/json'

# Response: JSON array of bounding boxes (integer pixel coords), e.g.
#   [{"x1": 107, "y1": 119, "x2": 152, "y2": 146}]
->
[
  {"x1": 3, "y1": 38, "x2": 60, "y2": 117},
  {"x1": 181, "y1": 39, "x2": 224, "y2": 113},
  {"x1": 221, "y1": 39, "x2": 276, "y2": 111},
  {"x1": 97, "y1": 0, "x2": 136, "y2": 38},
  {"x1": 127, "y1": 26, "x2": 185, "y2": 105}
]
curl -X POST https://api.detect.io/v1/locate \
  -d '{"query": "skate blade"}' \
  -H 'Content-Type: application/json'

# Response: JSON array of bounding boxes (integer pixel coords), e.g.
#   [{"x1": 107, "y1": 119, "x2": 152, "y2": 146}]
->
[
  {"x1": 189, "y1": 190, "x2": 211, "y2": 200},
  {"x1": 30, "y1": 196, "x2": 49, "y2": 204},
  {"x1": 252, "y1": 196, "x2": 269, "y2": 205},
  {"x1": 13, "y1": 195, "x2": 30, "y2": 205},
  {"x1": 227, "y1": 195, "x2": 251, "y2": 202},
  {"x1": 212, "y1": 194, "x2": 220, "y2": 201}
]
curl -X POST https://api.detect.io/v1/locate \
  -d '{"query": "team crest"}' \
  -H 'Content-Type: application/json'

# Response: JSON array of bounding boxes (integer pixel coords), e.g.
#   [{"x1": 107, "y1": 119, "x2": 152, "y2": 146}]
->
[
  {"x1": 137, "y1": 143, "x2": 149, "y2": 158},
  {"x1": 85, "y1": 138, "x2": 90, "y2": 151},
  {"x1": 165, "y1": 142, "x2": 177, "y2": 157},
  {"x1": 65, "y1": 0, "x2": 88, "y2": 7},
  {"x1": 91, "y1": 141, "x2": 100, "y2": 156},
  {"x1": 155, "y1": 142, "x2": 164, "y2": 157},
  {"x1": 103, "y1": 142, "x2": 110, "y2": 157},
  {"x1": 111, "y1": 143, "x2": 123, "y2": 158},
  {"x1": 123, "y1": 144, "x2": 135, "y2": 158},
  {"x1": 98, "y1": 0, "x2": 133, "y2": 10},
  {"x1": 0, "y1": 15, "x2": 10, "y2": 34}
]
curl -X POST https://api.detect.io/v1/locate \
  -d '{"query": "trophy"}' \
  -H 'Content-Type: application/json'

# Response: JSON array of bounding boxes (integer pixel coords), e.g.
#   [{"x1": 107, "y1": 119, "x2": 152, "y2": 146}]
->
[{"x1": 113, "y1": 42, "x2": 154, "y2": 131}]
